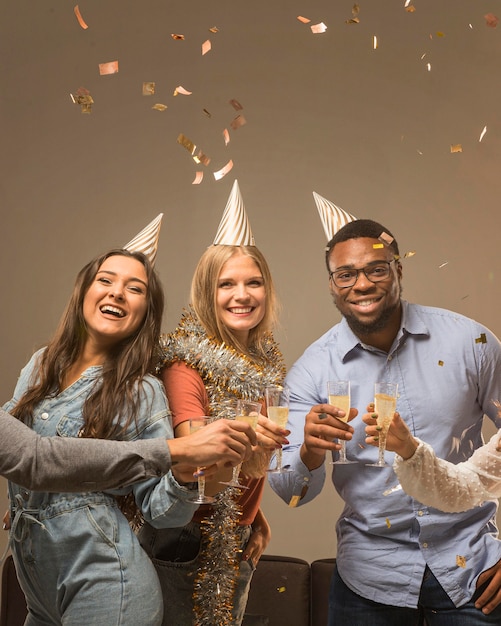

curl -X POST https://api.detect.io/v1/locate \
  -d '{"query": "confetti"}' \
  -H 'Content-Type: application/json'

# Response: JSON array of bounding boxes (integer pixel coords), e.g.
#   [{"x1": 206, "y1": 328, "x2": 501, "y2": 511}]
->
[
  {"x1": 404, "y1": 0, "x2": 412, "y2": 6},
  {"x1": 203, "y1": 108, "x2": 212, "y2": 118},
  {"x1": 209, "y1": 26, "x2": 219, "y2": 33},
  {"x1": 192, "y1": 172, "x2": 204, "y2": 185},
  {"x1": 99, "y1": 60, "x2": 119, "y2": 75},
  {"x1": 297, "y1": 16, "x2": 311, "y2": 24},
  {"x1": 385, "y1": 518, "x2": 391, "y2": 528},
  {"x1": 382, "y1": 484, "x2": 402, "y2": 496},
  {"x1": 378, "y1": 231, "x2": 394, "y2": 246},
  {"x1": 202, "y1": 40, "x2": 211, "y2": 55},
  {"x1": 438, "y1": 361, "x2": 444, "y2": 366},
  {"x1": 229, "y1": 99, "x2": 243, "y2": 111},
  {"x1": 484, "y1": 13, "x2": 499, "y2": 28},
  {"x1": 456, "y1": 555, "x2": 467, "y2": 568},
  {"x1": 70, "y1": 87, "x2": 94, "y2": 113},
  {"x1": 438, "y1": 262, "x2": 449, "y2": 268},
  {"x1": 479, "y1": 126, "x2": 487, "y2": 142},
  {"x1": 177, "y1": 133, "x2": 196, "y2": 154},
  {"x1": 193, "y1": 150, "x2": 211, "y2": 166},
  {"x1": 174, "y1": 85, "x2": 192, "y2": 96},
  {"x1": 171, "y1": 33, "x2": 185, "y2": 40},
  {"x1": 213, "y1": 159, "x2": 234, "y2": 180},
  {"x1": 450, "y1": 144, "x2": 462, "y2": 153},
  {"x1": 475, "y1": 333, "x2": 487, "y2": 344},
  {"x1": 73, "y1": 5, "x2": 89, "y2": 29},
  {"x1": 405, "y1": 5, "x2": 416, "y2": 12},
  {"x1": 373, "y1": 35, "x2": 378, "y2": 49},
  {"x1": 223, "y1": 128, "x2": 230, "y2": 145},
  {"x1": 404, "y1": 251, "x2": 416, "y2": 258},
  {"x1": 346, "y1": 4, "x2": 360, "y2": 24},
  {"x1": 426, "y1": 62, "x2": 432, "y2": 71},
  {"x1": 230, "y1": 115, "x2": 247, "y2": 130},
  {"x1": 436, "y1": 31, "x2": 445, "y2": 37},
  {"x1": 142, "y1": 82, "x2": 155, "y2": 96},
  {"x1": 152, "y1": 103, "x2": 167, "y2": 111},
  {"x1": 277, "y1": 587, "x2": 286, "y2": 593},
  {"x1": 372, "y1": 243, "x2": 384, "y2": 249},
  {"x1": 311, "y1": 22, "x2": 327, "y2": 34},
  {"x1": 289, "y1": 495, "x2": 300, "y2": 507}
]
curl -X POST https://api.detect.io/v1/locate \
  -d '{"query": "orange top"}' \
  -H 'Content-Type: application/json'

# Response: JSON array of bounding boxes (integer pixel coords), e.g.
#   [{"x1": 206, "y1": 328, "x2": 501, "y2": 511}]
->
[{"x1": 161, "y1": 361, "x2": 264, "y2": 526}]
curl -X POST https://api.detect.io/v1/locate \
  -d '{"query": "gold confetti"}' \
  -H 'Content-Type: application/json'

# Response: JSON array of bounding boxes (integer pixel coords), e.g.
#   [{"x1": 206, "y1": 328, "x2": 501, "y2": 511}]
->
[
  {"x1": 297, "y1": 16, "x2": 311, "y2": 24},
  {"x1": 373, "y1": 35, "x2": 378, "y2": 49},
  {"x1": 427, "y1": 62, "x2": 432, "y2": 71},
  {"x1": 171, "y1": 33, "x2": 185, "y2": 40},
  {"x1": 223, "y1": 128, "x2": 230, "y2": 145},
  {"x1": 230, "y1": 114, "x2": 247, "y2": 130},
  {"x1": 73, "y1": 5, "x2": 89, "y2": 29},
  {"x1": 385, "y1": 518, "x2": 391, "y2": 528},
  {"x1": 177, "y1": 133, "x2": 196, "y2": 154},
  {"x1": 438, "y1": 262, "x2": 449, "y2": 268},
  {"x1": 456, "y1": 555, "x2": 467, "y2": 568},
  {"x1": 479, "y1": 126, "x2": 487, "y2": 142},
  {"x1": 404, "y1": 251, "x2": 416, "y2": 258},
  {"x1": 436, "y1": 31, "x2": 445, "y2": 37},
  {"x1": 213, "y1": 159, "x2": 234, "y2": 180},
  {"x1": 485, "y1": 13, "x2": 499, "y2": 28},
  {"x1": 209, "y1": 26, "x2": 219, "y2": 33},
  {"x1": 99, "y1": 60, "x2": 119, "y2": 75},
  {"x1": 289, "y1": 495, "x2": 300, "y2": 507},
  {"x1": 174, "y1": 85, "x2": 192, "y2": 96},
  {"x1": 438, "y1": 361, "x2": 444, "y2": 366},
  {"x1": 405, "y1": 5, "x2": 416, "y2": 12},
  {"x1": 372, "y1": 243, "x2": 384, "y2": 249},
  {"x1": 193, "y1": 150, "x2": 211, "y2": 166},
  {"x1": 142, "y1": 82, "x2": 155, "y2": 96},
  {"x1": 229, "y1": 99, "x2": 243, "y2": 111},
  {"x1": 70, "y1": 87, "x2": 94, "y2": 113},
  {"x1": 311, "y1": 22, "x2": 328, "y2": 34},
  {"x1": 277, "y1": 586, "x2": 286, "y2": 593},
  {"x1": 475, "y1": 333, "x2": 487, "y2": 344},
  {"x1": 192, "y1": 172, "x2": 204, "y2": 185},
  {"x1": 152, "y1": 103, "x2": 167, "y2": 111},
  {"x1": 346, "y1": 3, "x2": 360, "y2": 24},
  {"x1": 202, "y1": 39, "x2": 211, "y2": 55},
  {"x1": 450, "y1": 144, "x2": 462, "y2": 153}
]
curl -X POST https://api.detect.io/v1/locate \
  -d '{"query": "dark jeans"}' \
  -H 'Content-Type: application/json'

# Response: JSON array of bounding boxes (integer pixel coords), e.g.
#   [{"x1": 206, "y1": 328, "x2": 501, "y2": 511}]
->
[{"x1": 328, "y1": 564, "x2": 501, "y2": 625}]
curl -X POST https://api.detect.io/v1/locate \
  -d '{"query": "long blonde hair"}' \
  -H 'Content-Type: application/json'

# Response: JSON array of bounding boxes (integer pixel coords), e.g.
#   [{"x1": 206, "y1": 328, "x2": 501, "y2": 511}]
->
[{"x1": 190, "y1": 245, "x2": 279, "y2": 358}]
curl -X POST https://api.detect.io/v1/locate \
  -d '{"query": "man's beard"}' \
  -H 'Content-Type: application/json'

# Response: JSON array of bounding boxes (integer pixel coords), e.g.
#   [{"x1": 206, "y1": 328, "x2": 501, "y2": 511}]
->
[{"x1": 336, "y1": 298, "x2": 401, "y2": 338}]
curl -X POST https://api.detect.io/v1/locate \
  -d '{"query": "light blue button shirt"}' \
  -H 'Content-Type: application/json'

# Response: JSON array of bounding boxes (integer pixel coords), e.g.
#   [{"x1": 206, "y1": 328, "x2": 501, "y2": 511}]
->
[{"x1": 269, "y1": 301, "x2": 501, "y2": 608}]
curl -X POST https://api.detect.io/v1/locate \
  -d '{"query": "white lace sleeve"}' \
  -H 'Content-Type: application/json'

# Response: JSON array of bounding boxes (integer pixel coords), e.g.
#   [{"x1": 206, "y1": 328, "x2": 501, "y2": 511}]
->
[{"x1": 393, "y1": 431, "x2": 501, "y2": 513}]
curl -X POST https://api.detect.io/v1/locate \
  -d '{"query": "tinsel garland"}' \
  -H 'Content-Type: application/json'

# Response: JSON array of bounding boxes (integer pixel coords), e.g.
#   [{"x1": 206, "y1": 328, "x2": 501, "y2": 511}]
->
[{"x1": 159, "y1": 308, "x2": 285, "y2": 625}]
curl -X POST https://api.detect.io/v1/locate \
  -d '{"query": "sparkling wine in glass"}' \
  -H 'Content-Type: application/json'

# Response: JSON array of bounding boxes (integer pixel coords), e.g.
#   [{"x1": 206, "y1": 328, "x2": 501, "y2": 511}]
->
[
  {"x1": 366, "y1": 382, "x2": 398, "y2": 468},
  {"x1": 220, "y1": 400, "x2": 262, "y2": 489},
  {"x1": 265, "y1": 385, "x2": 291, "y2": 473},
  {"x1": 327, "y1": 380, "x2": 356, "y2": 465},
  {"x1": 188, "y1": 417, "x2": 216, "y2": 504}
]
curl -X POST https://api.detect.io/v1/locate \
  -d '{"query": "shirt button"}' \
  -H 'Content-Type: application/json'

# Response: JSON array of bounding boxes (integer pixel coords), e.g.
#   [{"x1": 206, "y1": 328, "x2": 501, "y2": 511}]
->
[
  {"x1": 21, "y1": 489, "x2": 30, "y2": 500},
  {"x1": 422, "y1": 542, "x2": 428, "y2": 548},
  {"x1": 41, "y1": 412, "x2": 49, "y2": 420},
  {"x1": 418, "y1": 510, "x2": 424, "y2": 516}
]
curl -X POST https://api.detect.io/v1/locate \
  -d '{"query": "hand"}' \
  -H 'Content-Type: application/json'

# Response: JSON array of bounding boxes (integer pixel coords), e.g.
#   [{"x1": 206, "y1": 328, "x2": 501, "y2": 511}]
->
[
  {"x1": 168, "y1": 418, "x2": 256, "y2": 468},
  {"x1": 241, "y1": 509, "x2": 271, "y2": 569},
  {"x1": 475, "y1": 559, "x2": 501, "y2": 614},
  {"x1": 171, "y1": 463, "x2": 219, "y2": 485},
  {"x1": 363, "y1": 405, "x2": 417, "y2": 460},
  {"x1": 255, "y1": 415, "x2": 289, "y2": 450},
  {"x1": 300, "y1": 404, "x2": 357, "y2": 471}
]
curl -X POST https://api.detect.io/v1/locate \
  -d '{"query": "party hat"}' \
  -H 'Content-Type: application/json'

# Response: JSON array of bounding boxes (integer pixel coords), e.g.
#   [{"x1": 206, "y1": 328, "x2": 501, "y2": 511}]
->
[
  {"x1": 124, "y1": 213, "x2": 163, "y2": 265},
  {"x1": 313, "y1": 192, "x2": 356, "y2": 241},
  {"x1": 213, "y1": 180, "x2": 255, "y2": 246}
]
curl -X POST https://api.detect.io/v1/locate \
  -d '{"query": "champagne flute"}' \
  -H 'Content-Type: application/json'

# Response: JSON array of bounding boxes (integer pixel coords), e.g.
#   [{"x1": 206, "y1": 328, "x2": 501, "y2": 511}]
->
[
  {"x1": 366, "y1": 382, "x2": 398, "y2": 467},
  {"x1": 265, "y1": 385, "x2": 291, "y2": 473},
  {"x1": 327, "y1": 380, "x2": 356, "y2": 465},
  {"x1": 220, "y1": 400, "x2": 262, "y2": 489},
  {"x1": 187, "y1": 417, "x2": 216, "y2": 504}
]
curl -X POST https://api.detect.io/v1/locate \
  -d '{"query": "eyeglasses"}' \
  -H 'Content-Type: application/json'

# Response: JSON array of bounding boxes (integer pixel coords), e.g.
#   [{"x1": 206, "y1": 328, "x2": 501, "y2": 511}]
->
[{"x1": 329, "y1": 259, "x2": 397, "y2": 288}]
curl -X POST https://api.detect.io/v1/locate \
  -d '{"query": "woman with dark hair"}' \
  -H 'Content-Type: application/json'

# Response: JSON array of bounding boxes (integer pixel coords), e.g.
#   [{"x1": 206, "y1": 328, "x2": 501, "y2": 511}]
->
[{"x1": 3, "y1": 249, "x2": 200, "y2": 625}]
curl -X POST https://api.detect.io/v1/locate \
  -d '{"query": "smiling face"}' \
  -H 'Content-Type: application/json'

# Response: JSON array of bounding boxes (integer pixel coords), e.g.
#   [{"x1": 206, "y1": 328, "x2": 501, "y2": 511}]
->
[
  {"x1": 328, "y1": 237, "x2": 402, "y2": 348},
  {"x1": 215, "y1": 251, "x2": 266, "y2": 347},
  {"x1": 82, "y1": 254, "x2": 149, "y2": 351}
]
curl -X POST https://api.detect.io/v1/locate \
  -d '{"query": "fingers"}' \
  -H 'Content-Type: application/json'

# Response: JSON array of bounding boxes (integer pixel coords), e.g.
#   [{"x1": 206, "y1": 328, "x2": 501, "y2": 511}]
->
[{"x1": 256, "y1": 415, "x2": 289, "y2": 449}]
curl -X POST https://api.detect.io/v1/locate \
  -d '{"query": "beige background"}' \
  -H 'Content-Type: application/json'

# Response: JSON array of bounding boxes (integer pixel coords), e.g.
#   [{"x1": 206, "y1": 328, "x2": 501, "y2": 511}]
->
[{"x1": 1, "y1": 0, "x2": 500, "y2": 578}]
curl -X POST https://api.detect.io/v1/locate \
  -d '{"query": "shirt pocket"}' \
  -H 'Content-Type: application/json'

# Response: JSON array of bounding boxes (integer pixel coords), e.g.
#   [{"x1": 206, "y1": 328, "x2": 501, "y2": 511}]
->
[{"x1": 56, "y1": 413, "x2": 84, "y2": 438}]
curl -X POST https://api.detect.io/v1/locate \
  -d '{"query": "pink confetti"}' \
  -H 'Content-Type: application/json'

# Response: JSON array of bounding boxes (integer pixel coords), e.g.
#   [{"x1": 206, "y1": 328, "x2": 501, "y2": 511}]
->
[
  {"x1": 229, "y1": 99, "x2": 243, "y2": 111},
  {"x1": 192, "y1": 172, "x2": 204, "y2": 185},
  {"x1": 99, "y1": 60, "x2": 119, "y2": 75},
  {"x1": 223, "y1": 128, "x2": 230, "y2": 145},
  {"x1": 484, "y1": 13, "x2": 499, "y2": 28},
  {"x1": 202, "y1": 40, "x2": 211, "y2": 55},
  {"x1": 230, "y1": 115, "x2": 247, "y2": 130},
  {"x1": 297, "y1": 16, "x2": 311, "y2": 24},
  {"x1": 213, "y1": 159, "x2": 234, "y2": 181},
  {"x1": 74, "y1": 5, "x2": 89, "y2": 29},
  {"x1": 311, "y1": 22, "x2": 327, "y2": 34},
  {"x1": 174, "y1": 86, "x2": 192, "y2": 96}
]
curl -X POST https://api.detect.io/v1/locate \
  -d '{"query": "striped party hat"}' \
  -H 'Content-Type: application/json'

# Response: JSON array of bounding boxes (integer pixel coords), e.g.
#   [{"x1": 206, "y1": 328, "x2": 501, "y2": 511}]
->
[
  {"x1": 313, "y1": 192, "x2": 356, "y2": 241},
  {"x1": 213, "y1": 180, "x2": 255, "y2": 246},
  {"x1": 124, "y1": 213, "x2": 163, "y2": 265}
]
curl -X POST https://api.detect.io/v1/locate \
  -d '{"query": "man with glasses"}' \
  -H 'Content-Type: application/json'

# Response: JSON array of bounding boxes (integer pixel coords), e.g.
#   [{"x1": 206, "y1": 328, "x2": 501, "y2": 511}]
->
[{"x1": 269, "y1": 219, "x2": 501, "y2": 625}]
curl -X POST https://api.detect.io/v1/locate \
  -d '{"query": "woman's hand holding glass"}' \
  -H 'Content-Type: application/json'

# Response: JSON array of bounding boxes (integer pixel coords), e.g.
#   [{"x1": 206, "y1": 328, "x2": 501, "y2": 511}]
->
[{"x1": 187, "y1": 417, "x2": 217, "y2": 504}]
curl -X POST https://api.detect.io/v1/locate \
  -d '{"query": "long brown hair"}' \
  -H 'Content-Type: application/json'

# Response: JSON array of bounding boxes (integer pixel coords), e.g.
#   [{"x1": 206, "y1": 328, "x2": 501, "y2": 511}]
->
[
  {"x1": 190, "y1": 245, "x2": 279, "y2": 358},
  {"x1": 12, "y1": 249, "x2": 165, "y2": 440}
]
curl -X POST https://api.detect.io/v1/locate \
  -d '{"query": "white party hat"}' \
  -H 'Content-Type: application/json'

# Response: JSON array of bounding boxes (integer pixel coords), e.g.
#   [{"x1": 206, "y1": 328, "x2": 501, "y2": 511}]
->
[
  {"x1": 124, "y1": 213, "x2": 163, "y2": 265},
  {"x1": 213, "y1": 180, "x2": 255, "y2": 246},
  {"x1": 313, "y1": 192, "x2": 356, "y2": 241}
]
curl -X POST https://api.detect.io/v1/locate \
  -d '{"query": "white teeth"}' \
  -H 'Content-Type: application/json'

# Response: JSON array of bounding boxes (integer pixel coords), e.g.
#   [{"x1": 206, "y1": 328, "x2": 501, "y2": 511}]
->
[
  {"x1": 230, "y1": 307, "x2": 252, "y2": 314},
  {"x1": 100, "y1": 305, "x2": 125, "y2": 317},
  {"x1": 357, "y1": 300, "x2": 377, "y2": 307}
]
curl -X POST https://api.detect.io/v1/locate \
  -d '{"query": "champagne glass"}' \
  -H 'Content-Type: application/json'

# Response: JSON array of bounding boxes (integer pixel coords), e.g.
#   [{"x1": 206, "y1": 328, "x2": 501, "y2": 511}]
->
[
  {"x1": 220, "y1": 399, "x2": 262, "y2": 489},
  {"x1": 188, "y1": 417, "x2": 216, "y2": 504},
  {"x1": 265, "y1": 385, "x2": 291, "y2": 473},
  {"x1": 327, "y1": 380, "x2": 356, "y2": 465},
  {"x1": 366, "y1": 382, "x2": 398, "y2": 467}
]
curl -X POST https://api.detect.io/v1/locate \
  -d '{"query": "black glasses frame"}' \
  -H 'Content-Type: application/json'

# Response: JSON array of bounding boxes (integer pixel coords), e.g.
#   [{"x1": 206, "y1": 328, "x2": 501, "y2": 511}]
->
[{"x1": 329, "y1": 259, "x2": 397, "y2": 289}]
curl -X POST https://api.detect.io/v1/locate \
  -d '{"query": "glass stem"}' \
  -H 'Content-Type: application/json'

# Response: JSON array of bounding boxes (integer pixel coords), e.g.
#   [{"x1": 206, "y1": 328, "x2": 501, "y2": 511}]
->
[
  {"x1": 197, "y1": 470, "x2": 206, "y2": 498},
  {"x1": 339, "y1": 440, "x2": 348, "y2": 462},
  {"x1": 275, "y1": 448, "x2": 283, "y2": 471}
]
